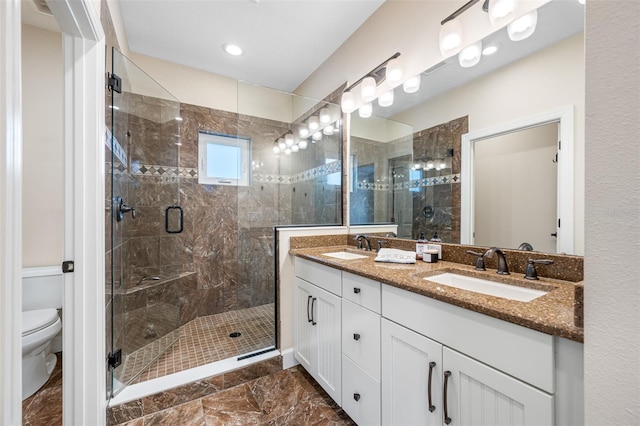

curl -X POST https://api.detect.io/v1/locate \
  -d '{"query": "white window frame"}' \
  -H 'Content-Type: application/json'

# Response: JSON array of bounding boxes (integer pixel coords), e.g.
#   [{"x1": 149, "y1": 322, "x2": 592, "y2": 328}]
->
[{"x1": 198, "y1": 131, "x2": 251, "y2": 186}]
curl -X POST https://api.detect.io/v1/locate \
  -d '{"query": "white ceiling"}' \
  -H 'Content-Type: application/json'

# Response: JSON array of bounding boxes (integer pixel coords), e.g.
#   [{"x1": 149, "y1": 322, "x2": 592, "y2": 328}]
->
[{"x1": 118, "y1": 0, "x2": 385, "y2": 93}]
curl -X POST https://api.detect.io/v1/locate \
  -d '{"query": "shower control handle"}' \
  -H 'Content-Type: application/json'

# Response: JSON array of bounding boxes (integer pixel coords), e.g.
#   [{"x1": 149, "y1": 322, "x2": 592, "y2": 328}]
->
[{"x1": 115, "y1": 196, "x2": 136, "y2": 222}]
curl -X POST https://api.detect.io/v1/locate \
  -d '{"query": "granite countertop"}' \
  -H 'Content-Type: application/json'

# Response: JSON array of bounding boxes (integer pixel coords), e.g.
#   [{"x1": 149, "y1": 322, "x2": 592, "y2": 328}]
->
[{"x1": 291, "y1": 245, "x2": 584, "y2": 343}]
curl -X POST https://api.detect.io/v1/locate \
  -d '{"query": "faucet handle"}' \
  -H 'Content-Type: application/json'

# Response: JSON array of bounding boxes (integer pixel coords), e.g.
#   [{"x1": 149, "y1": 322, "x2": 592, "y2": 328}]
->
[
  {"x1": 377, "y1": 240, "x2": 388, "y2": 251},
  {"x1": 525, "y1": 259, "x2": 554, "y2": 280},
  {"x1": 466, "y1": 250, "x2": 486, "y2": 271}
]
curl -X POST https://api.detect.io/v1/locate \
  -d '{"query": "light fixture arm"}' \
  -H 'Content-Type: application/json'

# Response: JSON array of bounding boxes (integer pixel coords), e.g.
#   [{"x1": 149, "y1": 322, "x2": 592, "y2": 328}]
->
[
  {"x1": 441, "y1": 0, "x2": 490, "y2": 25},
  {"x1": 343, "y1": 52, "x2": 401, "y2": 93}
]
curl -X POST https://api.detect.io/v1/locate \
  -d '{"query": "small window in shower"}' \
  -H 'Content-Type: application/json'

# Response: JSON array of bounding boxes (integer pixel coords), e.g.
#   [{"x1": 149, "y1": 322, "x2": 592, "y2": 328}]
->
[{"x1": 198, "y1": 131, "x2": 251, "y2": 186}]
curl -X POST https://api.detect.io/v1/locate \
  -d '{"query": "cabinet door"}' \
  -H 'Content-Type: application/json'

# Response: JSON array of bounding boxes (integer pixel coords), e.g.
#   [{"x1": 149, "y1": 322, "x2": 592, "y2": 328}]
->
[
  {"x1": 381, "y1": 319, "x2": 443, "y2": 426},
  {"x1": 313, "y1": 285, "x2": 342, "y2": 403},
  {"x1": 443, "y1": 347, "x2": 554, "y2": 426},
  {"x1": 294, "y1": 278, "x2": 315, "y2": 372}
]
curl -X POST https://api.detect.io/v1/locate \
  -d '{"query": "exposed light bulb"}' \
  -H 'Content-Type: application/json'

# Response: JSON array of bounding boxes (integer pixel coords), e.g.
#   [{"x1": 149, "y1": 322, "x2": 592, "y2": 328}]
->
[
  {"x1": 358, "y1": 102, "x2": 373, "y2": 118},
  {"x1": 439, "y1": 19, "x2": 463, "y2": 57},
  {"x1": 312, "y1": 131, "x2": 322, "y2": 141},
  {"x1": 458, "y1": 41, "x2": 482, "y2": 68},
  {"x1": 360, "y1": 76, "x2": 377, "y2": 102},
  {"x1": 341, "y1": 91, "x2": 356, "y2": 113},
  {"x1": 385, "y1": 58, "x2": 403, "y2": 83},
  {"x1": 378, "y1": 90, "x2": 394, "y2": 107},
  {"x1": 285, "y1": 134, "x2": 295, "y2": 147},
  {"x1": 299, "y1": 140, "x2": 308, "y2": 149},
  {"x1": 319, "y1": 108, "x2": 331, "y2": 124},
  {"x1": 307, "y1": 116, "x2": 320, "y2": 132},
  {"x1": 508, "y1": 9, "x2": 538, "y2": 41},
  {"x1": 403, "y1": 75, "x2": 421, "y2": 93}
]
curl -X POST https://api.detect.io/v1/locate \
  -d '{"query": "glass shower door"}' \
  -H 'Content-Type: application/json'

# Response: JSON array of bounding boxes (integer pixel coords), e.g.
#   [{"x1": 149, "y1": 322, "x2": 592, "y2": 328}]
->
[{"x1": 107, "y1": 48, "x2": 184, "y2": 397}]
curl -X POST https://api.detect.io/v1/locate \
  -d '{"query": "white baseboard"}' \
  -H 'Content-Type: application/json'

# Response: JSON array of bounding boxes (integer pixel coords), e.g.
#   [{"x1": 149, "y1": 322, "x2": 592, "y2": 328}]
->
[{"x1": 281, "y1": 348, "x2": 299, "y2": 370}]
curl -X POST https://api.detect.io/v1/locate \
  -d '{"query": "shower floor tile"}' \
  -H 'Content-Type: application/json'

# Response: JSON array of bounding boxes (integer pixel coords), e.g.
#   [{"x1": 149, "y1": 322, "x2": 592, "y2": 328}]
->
[{"x1": 120, "y1": 304, "x2": 275, "y2": 384}]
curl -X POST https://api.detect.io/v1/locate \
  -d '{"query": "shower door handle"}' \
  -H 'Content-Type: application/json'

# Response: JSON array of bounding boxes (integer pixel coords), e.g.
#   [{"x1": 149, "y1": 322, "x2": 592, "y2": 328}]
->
[
  {"x1": 165, "y1": 206, "x2": 183, "y2": 233},
  {"x1": 115, "y1": 196, "x2": 136, "y2": 222}
]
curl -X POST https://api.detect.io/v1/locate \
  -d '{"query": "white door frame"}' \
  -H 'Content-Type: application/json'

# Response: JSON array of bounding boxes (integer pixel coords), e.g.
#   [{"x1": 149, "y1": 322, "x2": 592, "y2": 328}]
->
[
  {"x1": 461, "y1": 106, "x2": 575, "y2": 254},
  {"x1": 1, "y1": 0, "x2": 106, "y2": 424},
  {"x1": 1, "y1": 1, "x2": 24, "y2": 424}
]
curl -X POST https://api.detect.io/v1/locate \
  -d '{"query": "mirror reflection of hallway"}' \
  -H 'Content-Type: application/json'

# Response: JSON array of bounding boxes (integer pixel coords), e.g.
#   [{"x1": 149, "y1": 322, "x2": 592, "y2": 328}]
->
[{"x1": 473, "y1": 122, "x2": 559, "y2": 253}]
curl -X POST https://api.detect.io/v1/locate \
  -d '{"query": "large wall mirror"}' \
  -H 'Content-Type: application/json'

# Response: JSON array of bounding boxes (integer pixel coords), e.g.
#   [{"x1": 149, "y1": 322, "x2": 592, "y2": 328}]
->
[{"x1": 349, "y1": 0, "x2": 585, "y2": 255}]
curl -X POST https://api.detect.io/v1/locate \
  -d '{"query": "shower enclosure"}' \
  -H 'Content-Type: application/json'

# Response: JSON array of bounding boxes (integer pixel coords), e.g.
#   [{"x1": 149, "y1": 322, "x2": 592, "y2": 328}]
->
[{"x1": 106, "y1": 49, "x2": 342, "y2": 399}]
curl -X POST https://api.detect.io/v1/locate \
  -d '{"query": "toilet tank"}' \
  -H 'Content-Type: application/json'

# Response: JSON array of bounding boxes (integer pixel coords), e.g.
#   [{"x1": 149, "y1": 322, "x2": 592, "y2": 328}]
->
[{"x1": 22, "y1": 266, "x2": 63, "y2": 310}]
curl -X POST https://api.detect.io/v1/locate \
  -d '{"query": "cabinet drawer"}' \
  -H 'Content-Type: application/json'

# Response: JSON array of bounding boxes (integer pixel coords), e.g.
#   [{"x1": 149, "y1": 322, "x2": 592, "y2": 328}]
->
[
  {"x1": 382, "y1": 284, "x2": 554, "y2": 393},
  {"x1": 342, "y1": 355, "x2": 381, "y2": 426},
  {"x1": 342, "y1": 272, "x2": 381, "y2": 313},
  {"x1": 342, "y1": 299, "x2": 381, "y2": 380},
  {"x1": 295, "y1": 257, "x2": 342, "y2": 296}
]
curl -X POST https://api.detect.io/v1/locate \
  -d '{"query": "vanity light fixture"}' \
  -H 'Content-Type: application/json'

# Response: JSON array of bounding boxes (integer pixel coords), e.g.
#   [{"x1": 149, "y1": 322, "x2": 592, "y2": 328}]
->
[
  {"x1": 340, "y1": 91, "x2": 357, "y2": 114},
  {"x1": 507, "y1": 9, "x2": 538, "y2": 41},
  {"x1": 385, "y1": 58, "x2": 403, "y2": 83},
  {"x1": 403, "y1": 75, "x2": 421, "y2": 93},
  {"x1": 340, "y1": 52, "x2": 401, "y2": 114},
  {"x1": 458, "y1": 40, "x2": 483, "y2": 68},
  {"x1": 312, "y1": 131, "x2": 323, "y2": 141},
  {"x1": 319, "y1": 108, "x2": 332, "y2": 125},
  {"x1": 272, "y1": 143, "x2": 280, "y2": 154},
  {"x1": 439, "y1": 18, "x2": 464, "y2": 57},
  {"x1": 360, "y1": 76, "x2": 377, "y2": 102},
  {"x1": 359, "y1": 102, "x2": 373, "y2": 118},
  {"x1": 222, "y1": 43, "x2": 243, "y2": 56},
  {"x1": 297, "y1": 123, "x2": 310, "y2": 138},
  {"x1": 378, "y1": 90, "x2": 394, "y2": 107},
  {"x1": 488, "y1": 0, "x2": 516, "y2": 25},
  {"x1": 284, "y1": 133, "x2": 295, "y2": 147},
  {"x1": 284, "y1": 148, "x2": 292, "y2": 155},
  {"x1": 299, "y1": 140, "x2": 308, "y2": 149},
  {"x1": 291, "y1": 144, "x2": 299, "y2": 153},
  {"x1": 277, "y1": 138, "x2": 286, "y2": 151},
  {"x1": 307, "y1": 116, "x2": 320, "y2": 132},
  {"x1": 323, "y1": 125, "x2": 335, "y2": 136}
]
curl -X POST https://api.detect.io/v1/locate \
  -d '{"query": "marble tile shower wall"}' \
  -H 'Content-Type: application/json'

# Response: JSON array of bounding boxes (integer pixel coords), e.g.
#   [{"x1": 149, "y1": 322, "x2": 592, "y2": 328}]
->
[{"x1": 411, "y1": 116, "x2": 467, "y2": 243}]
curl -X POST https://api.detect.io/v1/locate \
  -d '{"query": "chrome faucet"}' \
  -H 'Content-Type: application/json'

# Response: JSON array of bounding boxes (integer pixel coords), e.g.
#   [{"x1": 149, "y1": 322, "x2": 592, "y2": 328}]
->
[
  {"x1": 483, "y1": 247, "x2": 510, "y2": 275},
  {"x1": 354, "y1": 234, "x2": 372, "y2": 251},
  {"x1": 518, "y1": 242, "x2": 534, "y2": 251}
]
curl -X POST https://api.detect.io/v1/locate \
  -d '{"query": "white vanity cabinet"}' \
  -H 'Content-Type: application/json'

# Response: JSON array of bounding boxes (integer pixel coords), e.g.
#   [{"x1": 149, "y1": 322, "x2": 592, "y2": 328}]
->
[
  {"x1": 293, "y1": 258, "x2": 342, "y2": 403},
  {"x1": 293, "y1": 258, "x2": 583, "y2": 426}
]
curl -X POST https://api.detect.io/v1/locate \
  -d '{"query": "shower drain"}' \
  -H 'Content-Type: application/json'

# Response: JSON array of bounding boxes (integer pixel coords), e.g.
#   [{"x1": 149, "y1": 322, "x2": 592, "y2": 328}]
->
[{"x1": 229, "y1": 332, "x2": 241, "y2": 338}]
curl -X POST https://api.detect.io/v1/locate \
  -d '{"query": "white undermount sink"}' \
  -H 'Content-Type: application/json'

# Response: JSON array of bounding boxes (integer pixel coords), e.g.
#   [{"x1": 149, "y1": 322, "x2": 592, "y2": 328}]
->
[
  {"x1": 322, "y1": 251, "x2": 368, "y2": 260},
  {"x1": 424, "y1": 272, "x2": 548, "y2": 302}
]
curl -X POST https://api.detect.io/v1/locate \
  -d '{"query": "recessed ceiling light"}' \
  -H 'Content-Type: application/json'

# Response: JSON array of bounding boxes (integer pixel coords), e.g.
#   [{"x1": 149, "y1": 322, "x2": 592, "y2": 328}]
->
[
  {"x1": 482, "y1": 44, "x2": 499, "y2": 56},
  {"x1": 222, "y1": 43, "x2": 243, "y2": 56}
]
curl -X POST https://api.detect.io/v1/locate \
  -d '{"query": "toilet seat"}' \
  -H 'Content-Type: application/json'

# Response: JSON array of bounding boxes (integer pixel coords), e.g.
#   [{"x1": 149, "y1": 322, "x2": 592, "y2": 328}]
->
[{"x1": 22, "y1": 309, "x2": 59, "y2": 337}]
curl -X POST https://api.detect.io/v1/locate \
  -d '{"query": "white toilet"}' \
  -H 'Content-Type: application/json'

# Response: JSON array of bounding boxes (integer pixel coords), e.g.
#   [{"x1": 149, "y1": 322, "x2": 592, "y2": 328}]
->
[{"x1": 22, "y1": 266, "x2": 63, "y2": 400}]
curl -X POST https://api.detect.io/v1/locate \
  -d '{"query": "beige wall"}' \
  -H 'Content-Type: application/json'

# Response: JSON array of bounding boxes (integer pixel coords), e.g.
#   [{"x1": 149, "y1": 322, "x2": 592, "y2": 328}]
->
[
  {"x1": 21, "y1": 24, "x2": 63, "y2": 267},
  {"x1": 584, "y1": 2, "x2": 640, "y2": 425},
  {"x1": 474, "y1": 123, "x2": 558, "y2": 253}
]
